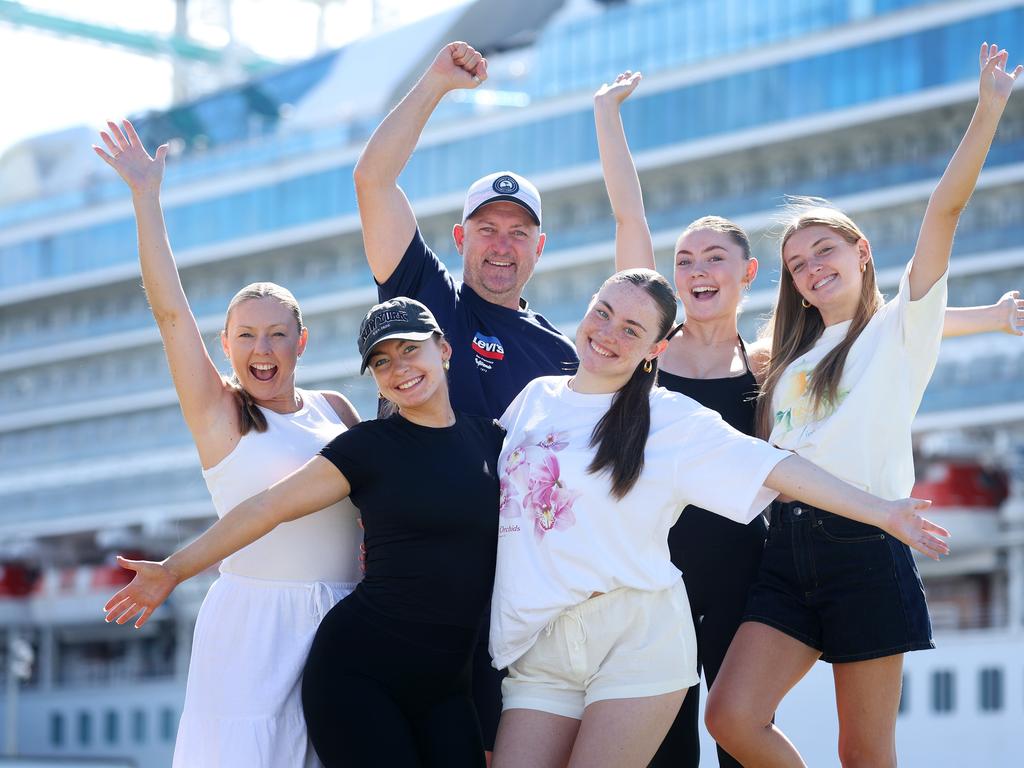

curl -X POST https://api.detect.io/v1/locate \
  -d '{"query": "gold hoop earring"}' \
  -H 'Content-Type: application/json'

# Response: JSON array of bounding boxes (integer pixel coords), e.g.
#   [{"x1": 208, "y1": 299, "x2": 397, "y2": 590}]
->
[
  {"x1": 860, "y1": 263, "x2": 867, "y2": 273},
  {"x1": 801, "y1": 298, "x2": 811, "y2": 309},
  {"x1": 643, "y1": 359, "x2": 653, "y2": 374},
  {"x1": 443, "y1": 359, "x2": 450, "y2": 371}
]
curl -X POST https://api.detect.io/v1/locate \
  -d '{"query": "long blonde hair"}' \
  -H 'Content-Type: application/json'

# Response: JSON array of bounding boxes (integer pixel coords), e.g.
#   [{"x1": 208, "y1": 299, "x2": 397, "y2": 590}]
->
[
  {"x1": 756, "y1": 199, "x2": 884, "y2": 439},
  {"x1": 223, "y1": 282, "x2": 304, "y2": 435}
]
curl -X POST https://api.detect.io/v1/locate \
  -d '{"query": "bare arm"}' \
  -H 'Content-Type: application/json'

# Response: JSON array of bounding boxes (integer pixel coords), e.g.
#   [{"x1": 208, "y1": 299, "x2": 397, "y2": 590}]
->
[
  {"x1": 322, "y1": 390, "x2": 361, "y2": 428},
  {"x1": 942, "y1": 291, "x2": 1024, "y2": 337},
  {"x1": 910, "y1": 44, "x2": 1020, "y2": 299},
  {"x1": 594, "y1": 71, "x2": 655, "y2": 272},
  {"x1": 103, "y1": 456, "x2": 350, "y2": 628},
  {"x1": 764, "y1": 454, "x2": 949, "y2": 560},
  {"x1": 353, "y1": 42, "x2": 487, "y2": 283},
  {"x1": 94, "y1": 121, "x2": 235, "y2": 461}
]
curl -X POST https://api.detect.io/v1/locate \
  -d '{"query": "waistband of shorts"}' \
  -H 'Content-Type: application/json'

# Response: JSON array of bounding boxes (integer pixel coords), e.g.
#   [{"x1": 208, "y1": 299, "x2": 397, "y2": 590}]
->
[
  {"x1": 216, "y1": 571, "x2": 358, "y2": 593},
  {"x1": 770, "y1": 500, "x2": 835, "y2": 525},
  {"x1": 557, "y1": 580, "x2": 685, "y2": 622}
]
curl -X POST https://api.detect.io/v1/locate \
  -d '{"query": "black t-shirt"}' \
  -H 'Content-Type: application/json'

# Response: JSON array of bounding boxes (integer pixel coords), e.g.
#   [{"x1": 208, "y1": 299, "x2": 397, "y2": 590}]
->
[
  {"x1": 319, "y1": 412, "x2": 505, "y2": 629},
  {"x1": 378, "y1": 229, "x2": 578, "y2": 419}
]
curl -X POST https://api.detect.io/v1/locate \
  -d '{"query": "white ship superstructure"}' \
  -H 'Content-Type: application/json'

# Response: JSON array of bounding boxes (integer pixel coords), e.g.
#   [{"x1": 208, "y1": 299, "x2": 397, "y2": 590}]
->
[{"x1": 1, "y1": 1, "x2": 1023, "y2": 765}]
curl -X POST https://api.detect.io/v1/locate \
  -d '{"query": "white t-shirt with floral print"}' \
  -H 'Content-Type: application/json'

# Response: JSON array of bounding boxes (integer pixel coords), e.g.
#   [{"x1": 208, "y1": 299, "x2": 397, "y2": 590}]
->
[
  {"x1": 489, "y1": 375, "x2": 788, "y2": 670},
  {"x1": 769, "y1": 263, "x2": 948, "y2": 500}
]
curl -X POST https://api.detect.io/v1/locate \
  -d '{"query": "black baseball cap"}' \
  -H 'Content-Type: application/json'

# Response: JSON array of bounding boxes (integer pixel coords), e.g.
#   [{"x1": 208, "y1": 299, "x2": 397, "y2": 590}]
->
[{"x1": 358, "y1": 297, "x2": 442, "y2": 374}]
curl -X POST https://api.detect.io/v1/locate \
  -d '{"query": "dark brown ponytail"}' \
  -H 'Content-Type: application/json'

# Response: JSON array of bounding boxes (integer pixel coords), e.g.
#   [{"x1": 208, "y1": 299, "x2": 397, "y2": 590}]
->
[{"x1": 586, "y1": 270, "x2": 678, "y2": 499}]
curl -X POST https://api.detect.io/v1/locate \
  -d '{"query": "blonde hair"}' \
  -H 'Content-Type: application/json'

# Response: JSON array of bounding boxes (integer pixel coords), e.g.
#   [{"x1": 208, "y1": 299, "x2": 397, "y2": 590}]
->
[
  {"x1": 756, "y1": 198, "x2": 884, "y2": 438},
  {"x1": 223, "y1": 282, "x2": 304, "y2": 435}
]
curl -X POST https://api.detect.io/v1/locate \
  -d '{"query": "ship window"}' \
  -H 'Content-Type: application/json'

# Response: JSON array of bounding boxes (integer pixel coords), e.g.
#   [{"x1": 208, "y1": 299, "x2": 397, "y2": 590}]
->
[
  {"x1": 49, "y1": 711, "x2": 64, "y2": 747},
  {"x1": 979, "y1": 667, "x2": 1003, "y2": 712},
  {"x1": 931, "y1": 669, "x2": 955, "y2": 713},
  {"x1": 131, "y1": 708, "x2": 147, "y2": 743},
  {"x1": 160, "y1": 707, "x2": 177, "y2": 742},
  {"x1": 898, "y1": 674, "x2": 909, "y2": 715},
  {"x1": 77, "y1": 710, "x2": 92, "y2": 746},
  {"x1": 104, "y1": 709, "x2": 119, "y2": 744}
]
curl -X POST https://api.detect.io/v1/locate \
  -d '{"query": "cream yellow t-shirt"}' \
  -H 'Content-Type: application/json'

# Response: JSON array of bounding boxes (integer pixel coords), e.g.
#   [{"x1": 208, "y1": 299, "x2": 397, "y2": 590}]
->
[{"x1": 769, "y1": 264, "x2": 948, "y2": 500}]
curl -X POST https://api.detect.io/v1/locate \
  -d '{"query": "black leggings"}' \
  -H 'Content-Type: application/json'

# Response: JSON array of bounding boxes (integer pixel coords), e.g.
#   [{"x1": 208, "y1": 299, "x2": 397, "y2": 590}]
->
[
  {"x1": 650, "y1": 507, "x2": 767, "y2": 768},
  {"x1": 302, "y1": 594, "x2": 485, "y2": 768}
]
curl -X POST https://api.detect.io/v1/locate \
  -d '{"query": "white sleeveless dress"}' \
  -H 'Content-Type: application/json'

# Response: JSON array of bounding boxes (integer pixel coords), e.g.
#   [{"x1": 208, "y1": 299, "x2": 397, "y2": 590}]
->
[{"x1": 172, "y1": 390, "x2": 362, "y2": 768}]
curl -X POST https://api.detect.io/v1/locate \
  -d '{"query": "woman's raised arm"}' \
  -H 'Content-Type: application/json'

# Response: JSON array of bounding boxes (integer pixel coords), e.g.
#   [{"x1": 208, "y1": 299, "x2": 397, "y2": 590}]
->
[
  {"x1": 94, "y1": 120, "x2": 235, "y2": 454},
  {"x1": 594, "y1": 71, "x2": 656, "y2": 272}
]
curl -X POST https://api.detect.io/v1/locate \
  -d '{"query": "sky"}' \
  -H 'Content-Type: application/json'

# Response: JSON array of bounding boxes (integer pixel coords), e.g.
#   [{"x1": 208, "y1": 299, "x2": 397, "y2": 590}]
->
[{"x1": 0, "y1": 0, "x2": 468, "y2": 156}]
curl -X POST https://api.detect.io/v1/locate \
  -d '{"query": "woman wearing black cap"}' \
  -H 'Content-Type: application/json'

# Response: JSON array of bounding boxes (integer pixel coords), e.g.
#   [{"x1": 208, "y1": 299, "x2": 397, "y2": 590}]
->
[{"x1": 104, "y1": 297, "x2": 503, "y2": 768}]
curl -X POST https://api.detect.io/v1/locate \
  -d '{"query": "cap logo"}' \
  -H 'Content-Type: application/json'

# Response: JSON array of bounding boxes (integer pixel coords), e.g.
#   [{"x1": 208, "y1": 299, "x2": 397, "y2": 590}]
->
[
  {"x1": 360, "y1": 309, "x2": 408, "y2": 343},
  {"x1": 493, "y1": 175, "x2": 519, "y2": 195}
]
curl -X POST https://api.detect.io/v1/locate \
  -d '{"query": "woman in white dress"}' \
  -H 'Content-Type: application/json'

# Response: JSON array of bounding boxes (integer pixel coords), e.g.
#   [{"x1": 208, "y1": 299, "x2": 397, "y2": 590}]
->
[{"x1": 94, "y1": 120, "x2": 362, "y2": 768}]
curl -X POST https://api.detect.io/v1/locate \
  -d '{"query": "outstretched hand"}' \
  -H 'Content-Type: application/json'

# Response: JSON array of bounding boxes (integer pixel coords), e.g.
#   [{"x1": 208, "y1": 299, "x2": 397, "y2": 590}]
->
[
  {"x1": 884, "y1": 498, "x2": 950, "y2": 561},
  {"x1": 103, "y1": 556, "x2": 179, "y2": 629},
  {"x1": 427, "y1": 41, "x2": 487, "y2": 92},
  {"x1": 594, "y1": 71, "x2": 642, "y2": 106},
  {"x1": 995, "y1": 290, "x2": 1024, "y2": 336},
  {"x1": 979, "y1": 42, "x2": 1021, "y2": 107},
  {"x1": 93, "y1": 119, "x2": 168, "y2": 197}
]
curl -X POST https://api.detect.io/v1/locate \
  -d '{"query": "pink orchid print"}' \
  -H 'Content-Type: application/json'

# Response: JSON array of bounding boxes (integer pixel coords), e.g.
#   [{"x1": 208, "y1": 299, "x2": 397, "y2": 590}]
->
[
  {"x1": 505, "y1": 444, "x2": 528, "y2": 473},
  {"x1": 530, "y1": 484, "x2": 582, "y2": 541},
  {"x1": 524, "y1": 450, "x2": 561, "y2": 508},
  {"x1": 536, "y1": 431, "x2": 569, "y2": 451},
  {"x1": 499, "y1": 476, "x2": 522, "y2": 519}
]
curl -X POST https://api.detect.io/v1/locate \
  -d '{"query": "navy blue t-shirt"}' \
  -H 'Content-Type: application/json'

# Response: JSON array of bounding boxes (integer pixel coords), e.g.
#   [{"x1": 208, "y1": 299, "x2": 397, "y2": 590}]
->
[{"x1": 378, "y1": 229, "x2": 578, "y2": 419}]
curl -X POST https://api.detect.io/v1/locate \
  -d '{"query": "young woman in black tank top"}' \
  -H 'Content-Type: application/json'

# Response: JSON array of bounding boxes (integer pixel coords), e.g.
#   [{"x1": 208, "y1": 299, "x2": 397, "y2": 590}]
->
[{"x1": 654, "y1": 333, "x2": 770, "y2": 768}]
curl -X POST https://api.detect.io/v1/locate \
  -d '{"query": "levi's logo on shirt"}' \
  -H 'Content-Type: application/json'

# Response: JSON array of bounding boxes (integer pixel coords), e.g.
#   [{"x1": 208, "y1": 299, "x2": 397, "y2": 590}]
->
[{"x1": 472, "y1": 332, "x2": 505, "y2": 370}]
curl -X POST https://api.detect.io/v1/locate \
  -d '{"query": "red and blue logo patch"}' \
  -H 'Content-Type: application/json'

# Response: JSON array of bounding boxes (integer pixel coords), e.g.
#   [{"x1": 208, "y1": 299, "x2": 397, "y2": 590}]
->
[{"x1": 472, "y1": 332, "x2": 505, "y2": 361}]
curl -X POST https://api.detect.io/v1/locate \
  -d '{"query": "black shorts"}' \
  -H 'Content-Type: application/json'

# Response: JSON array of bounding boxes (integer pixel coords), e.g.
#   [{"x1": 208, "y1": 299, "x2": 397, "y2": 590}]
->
[{"x1": 743, "y1": 501, "x2": 934, "y2": 664}]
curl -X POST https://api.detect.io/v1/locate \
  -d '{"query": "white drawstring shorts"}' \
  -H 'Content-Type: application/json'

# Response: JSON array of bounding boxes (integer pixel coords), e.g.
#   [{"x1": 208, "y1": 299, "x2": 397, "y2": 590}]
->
[{"x1": 500, "y1": 580, "x2": 698, "y2": 720}]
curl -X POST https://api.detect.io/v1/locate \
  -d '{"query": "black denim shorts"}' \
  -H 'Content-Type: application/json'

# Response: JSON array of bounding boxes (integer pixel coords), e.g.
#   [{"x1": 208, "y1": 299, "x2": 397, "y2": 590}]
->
[{"x1": 742, "y1": 500, "x2": 934, "y2": 663}]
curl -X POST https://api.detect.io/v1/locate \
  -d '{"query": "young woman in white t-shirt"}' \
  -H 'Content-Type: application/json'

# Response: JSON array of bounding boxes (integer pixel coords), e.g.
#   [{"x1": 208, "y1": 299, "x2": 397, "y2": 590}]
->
[
  {"x1": 705, "y1": 44, "x2": 1021, "y2": 767},
  {"x1": 94, "y1": 121, "x2": 362, "y2": 768},
  {"x1": 488, "y1": 262, "x2": 949, "y2": 767}
]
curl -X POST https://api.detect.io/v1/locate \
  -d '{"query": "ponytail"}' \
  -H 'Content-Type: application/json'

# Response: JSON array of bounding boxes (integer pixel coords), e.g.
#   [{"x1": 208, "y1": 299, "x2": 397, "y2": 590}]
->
[
  {"x1": 225, "y1": 375, "x2": 268, "y2": 435},
  {"x1": 585, "y1": 270, "x2": 678, "y2": 499},
  {"x1": 587, "y1": 359, "x2": 659, "y2": 499}
]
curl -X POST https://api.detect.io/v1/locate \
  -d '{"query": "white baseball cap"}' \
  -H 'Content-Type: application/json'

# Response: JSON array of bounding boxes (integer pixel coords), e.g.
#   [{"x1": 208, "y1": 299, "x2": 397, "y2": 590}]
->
[{"x1": 462, "y1": 171, "x2": 542, "y2": 226}]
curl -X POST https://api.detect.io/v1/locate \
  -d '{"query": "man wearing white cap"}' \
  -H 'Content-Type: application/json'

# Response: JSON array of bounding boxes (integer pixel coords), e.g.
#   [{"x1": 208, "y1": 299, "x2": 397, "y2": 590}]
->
[{"x1": 354, "y1": 41, "x2": 577, "y2": 422}]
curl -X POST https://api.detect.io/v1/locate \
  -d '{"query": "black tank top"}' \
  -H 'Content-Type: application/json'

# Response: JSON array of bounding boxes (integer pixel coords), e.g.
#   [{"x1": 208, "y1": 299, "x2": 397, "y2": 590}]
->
[
  {"x1": 658, "y1": 337, "x2": 767, "y2": 595},
  {"x1": 657, "y1": 338, "x2": 758, "y2": 436}
]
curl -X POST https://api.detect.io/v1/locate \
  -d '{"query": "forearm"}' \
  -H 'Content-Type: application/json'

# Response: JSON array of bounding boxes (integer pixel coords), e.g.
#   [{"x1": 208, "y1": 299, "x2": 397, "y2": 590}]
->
[
  {"x1": 928, "y1": 101, "x2": 1004, "y2": 217},
  {"x1": 594, "y1": 100, "x2": 654, "y2": 271},
  {"x1": 765, "y1": 455, "x2": 892, "y2": 528},
  {"x1": 354, "y1": 74, "x2": 448, "y2": 186},
  {"x1": 942, "y1": 304, "x2": 1003, "y2": 338},
  {"x1": 132, "y1": 191, "x2": 191, "y2": 320},
  {"x1": 163, "y1": 496, "x2": 280, "y2": 584}
]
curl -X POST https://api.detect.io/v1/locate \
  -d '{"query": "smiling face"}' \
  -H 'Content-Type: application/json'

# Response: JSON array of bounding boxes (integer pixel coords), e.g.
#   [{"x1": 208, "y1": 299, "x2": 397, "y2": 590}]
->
[
  {"x1": 674, "y1": 227, "x2": 757, "y2": 322},
  {"x1": 453, "y1": 201, "x2": 546, "y2": 309},
  {"x1": 366, "y1": 335, "x2": 451, "y2": 412},
  {"x1": 781, "y1": 224, "x2": 870, "y2": 324},
  {"x1": 221, "y1": 296, "x2": 307, "y2": 403},
  {"x1": 575, "y1": 280, "x2": 669, "y2": 386}
]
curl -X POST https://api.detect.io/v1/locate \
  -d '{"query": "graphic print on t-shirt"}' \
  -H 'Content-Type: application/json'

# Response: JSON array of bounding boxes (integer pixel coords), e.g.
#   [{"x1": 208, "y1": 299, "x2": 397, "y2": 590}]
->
[
  {"x1": 471, "y1": 331, "x2": 505, "y2": 371},
  {"x1": 499, "y1": 430, "x2": 580, "y2": 541},
  {"x1": 774, "y1": 364, "x2": 849, "y2": 438}
]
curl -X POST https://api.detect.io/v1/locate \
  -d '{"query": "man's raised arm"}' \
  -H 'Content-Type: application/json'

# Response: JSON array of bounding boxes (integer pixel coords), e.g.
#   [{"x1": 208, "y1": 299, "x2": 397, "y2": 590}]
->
[{"x1": 353, "y1": 42, "x2": 487, "y2": 283}]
